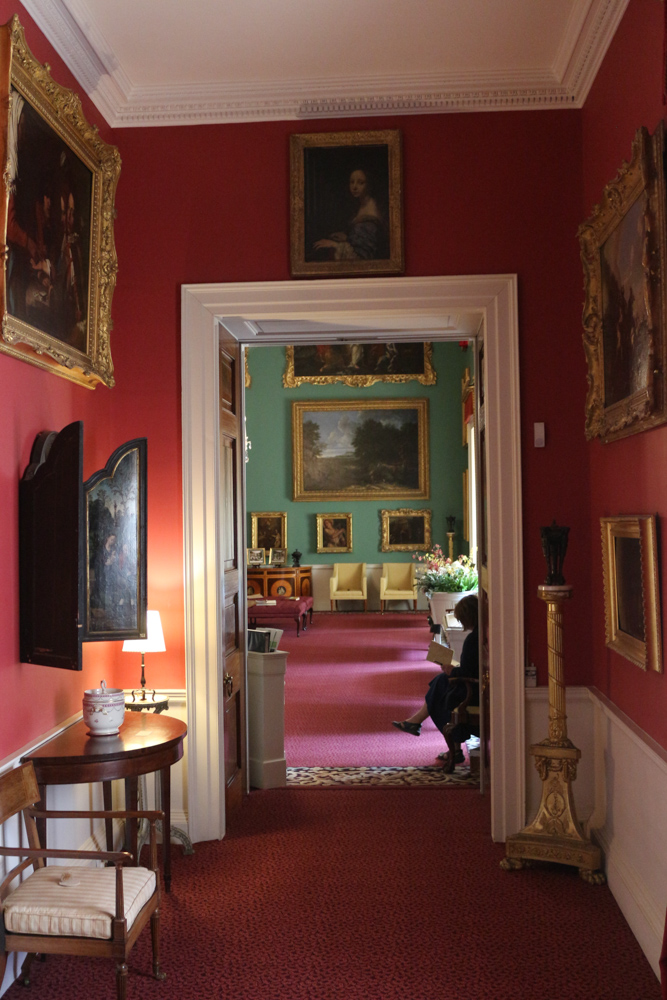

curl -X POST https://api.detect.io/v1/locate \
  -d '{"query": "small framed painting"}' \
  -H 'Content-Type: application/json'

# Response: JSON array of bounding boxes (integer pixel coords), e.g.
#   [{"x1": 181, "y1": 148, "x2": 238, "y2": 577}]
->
[
  {"x1": 380, "y1": 508, "x2": 432, "y2": 552},
  {"x1": 316, "y1": 513, "x2": 353, "y2": 553},
  {"x1": 269, "y1": 547, "x2": 287, "y2": 566},
  {"x1": 290, "y1": 129, "x2": 403, "y2": 278},
  {"x1": 251, "y1": 511, "x2": 287, "y2": 551},
  {"x1": 600, "y1": 514, "x2": 662, "y2": 672},
  {"x1": 247, "y1": 548, "x2": 266, "y2": 567}
]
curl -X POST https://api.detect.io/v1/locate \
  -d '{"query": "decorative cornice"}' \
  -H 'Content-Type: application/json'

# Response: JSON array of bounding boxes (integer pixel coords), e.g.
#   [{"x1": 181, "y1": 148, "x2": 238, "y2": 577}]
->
[{"x1": 22, "y1": 0, "x2": 630, "y2": 128}]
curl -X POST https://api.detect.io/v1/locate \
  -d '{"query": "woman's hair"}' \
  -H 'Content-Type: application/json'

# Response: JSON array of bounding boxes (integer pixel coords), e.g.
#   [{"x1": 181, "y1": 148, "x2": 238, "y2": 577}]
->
[{"x1": 454, "y1": 594, "x2": 478, "y2": 631}]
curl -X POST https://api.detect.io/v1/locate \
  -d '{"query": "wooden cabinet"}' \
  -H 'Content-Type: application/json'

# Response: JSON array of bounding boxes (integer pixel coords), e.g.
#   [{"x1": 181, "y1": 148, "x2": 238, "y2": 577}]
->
[{"x1": 247, "y1": 566, "x2": 312, "y2": 599}]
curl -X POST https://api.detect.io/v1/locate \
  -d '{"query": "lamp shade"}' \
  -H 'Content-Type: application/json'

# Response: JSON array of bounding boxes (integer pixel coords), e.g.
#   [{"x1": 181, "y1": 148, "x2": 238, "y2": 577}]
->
[{"x1": 122, "y1": 610, "x2": 166, "y2": 653}]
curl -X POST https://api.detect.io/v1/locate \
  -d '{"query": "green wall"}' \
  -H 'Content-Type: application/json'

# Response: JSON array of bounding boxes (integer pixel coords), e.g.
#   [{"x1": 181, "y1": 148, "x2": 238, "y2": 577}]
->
[{"x1": 245, "y1": 343, "x2": 471, "y2": 564}]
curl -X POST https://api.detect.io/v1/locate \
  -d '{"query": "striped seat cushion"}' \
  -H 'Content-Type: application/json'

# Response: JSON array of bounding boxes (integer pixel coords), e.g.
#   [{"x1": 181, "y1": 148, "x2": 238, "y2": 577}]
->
[{"x1": 3, "y1": 865, "x2": 156, "y2": 940}]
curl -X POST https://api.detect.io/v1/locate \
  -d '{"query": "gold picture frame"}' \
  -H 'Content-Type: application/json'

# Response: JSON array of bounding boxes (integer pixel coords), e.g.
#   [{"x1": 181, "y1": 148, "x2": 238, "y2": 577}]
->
[
  {"x1": 578, "y1": 122, "x2": 667, "y2": 442},
  {"x1": 292, "y1": 398, "x2": 429, "y2": 502},
  {"x1": 283, "y1": 343, "x2": 435, "y2": 388},
  {"x1": 600, "y1": 514, "x2": 662, "y2": 672},
  {"x1": 268, "y1": 547, "x2": 287, "y2": 566},
  {"x1": 251, "y1": 511, "x2": 287, "y2": 551},
  {"x1": 247, "y1": 548, "x2": 265, "y2": 567},
  {"x1": 316, "y1": 513, "x2": 352, "y2": 553},
  {"x1": 380, "y1": 508, "x2": 432, "y2": 552},
  {"x1": 0, "y1": 17, "x2": 121, "y2": 388},
  {"x1": 289, "y1": 129, "x2": 404, "y2": 278}
]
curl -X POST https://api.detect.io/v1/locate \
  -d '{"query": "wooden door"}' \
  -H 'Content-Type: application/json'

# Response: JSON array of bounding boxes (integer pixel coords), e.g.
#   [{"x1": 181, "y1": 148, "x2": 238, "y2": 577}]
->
[{"x1": 219, "y1": 331, "x2": 246, "y2": 824}]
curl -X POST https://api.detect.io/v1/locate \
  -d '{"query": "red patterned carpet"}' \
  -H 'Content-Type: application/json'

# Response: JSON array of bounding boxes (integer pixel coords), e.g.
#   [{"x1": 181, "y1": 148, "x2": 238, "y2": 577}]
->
[
  {"x1": 282, "y1": 612, "x2": 458, "y2": 767},
  {"x1": 3, "y1": 786, "x2": 660, "y2": 1000}
]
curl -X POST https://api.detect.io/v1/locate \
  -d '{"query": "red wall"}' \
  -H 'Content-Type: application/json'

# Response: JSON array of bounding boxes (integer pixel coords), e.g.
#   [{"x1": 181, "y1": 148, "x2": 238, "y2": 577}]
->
[
  {"x1": 582, "y1": 0, "x2": 667, "y2": 741},
  {"x1": 4, "y1": 0, "x2": 662, "y2": 759}
]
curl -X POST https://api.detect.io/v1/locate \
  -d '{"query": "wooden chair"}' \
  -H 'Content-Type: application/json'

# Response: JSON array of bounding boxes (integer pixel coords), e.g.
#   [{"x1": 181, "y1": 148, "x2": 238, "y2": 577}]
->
[
  {"x1": 0, "y1": 762, "x2": 166, "y2": 999},
  {"x1": 441, "y1": 678, "x2": 480, "y2": 773},
  {"x1": 379, "y1": 563, "x2": 417, "y2": 612},
  {"x1": 330, "y1": 562, "x2": 367, "y2": 611}
]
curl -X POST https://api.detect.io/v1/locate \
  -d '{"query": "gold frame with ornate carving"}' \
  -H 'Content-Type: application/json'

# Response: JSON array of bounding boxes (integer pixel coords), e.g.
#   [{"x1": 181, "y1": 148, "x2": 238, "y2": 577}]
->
[
  {"x1": 292, "y1": 398, "x2": 429, "y2": 502},
  {"x1": 600, "y1": 515, "x2": 662, "y2": 672},
  {"x1": 578, "y1": 123, "x2": 667, "y2": 442},
  {"x1": 0, "y1": 17, "x2": 120, "y2": 388},
  {"x1": 316, "y1": 513, "x2": 352, "y2": 553},
  {"x1": 289, "y1": 129, "x2": 403, "y2": 278},
  {"x1": 283, "y1": 343, "x2": 435, "y2": 388},
  {"x1": 246, "y1": 548, "x2": 266, "y2": 567},
  {"x1": 251, "y1": 511, "x2": 287, "y2": 551},
  {"x1": 380, "y1": 508, "x2": 431, "y2": 553}
]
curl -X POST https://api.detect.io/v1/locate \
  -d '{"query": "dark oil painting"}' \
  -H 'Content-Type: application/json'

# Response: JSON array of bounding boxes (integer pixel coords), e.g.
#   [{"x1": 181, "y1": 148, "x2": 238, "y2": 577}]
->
[
  {"x1": 600, "y1": 196, "x2": 651, "y2": 408},
  {"x1": 614, "y1": 535, "x2": 644, "y2": 641},
  {"x1": 292, "y1": 342, "x2": 428, "y2": 378},
  {"x1": 7, "y1": 87, "x2": 93, "y2": 351},
  {"x1": 304, "y1": 143, "x2": 390, "y2": 263},
  {"x1": 388, "y1": 514, "x2": 425, "y2": 546},
  {"x1": 85, "y1": 441, "x2": 146, "y2": 639}
]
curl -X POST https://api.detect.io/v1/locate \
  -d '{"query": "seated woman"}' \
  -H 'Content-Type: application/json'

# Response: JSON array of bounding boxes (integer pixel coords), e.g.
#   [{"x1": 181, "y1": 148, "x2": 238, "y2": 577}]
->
[{"x1": 391, "y1": 595, "x2": 479, "y2": 765}]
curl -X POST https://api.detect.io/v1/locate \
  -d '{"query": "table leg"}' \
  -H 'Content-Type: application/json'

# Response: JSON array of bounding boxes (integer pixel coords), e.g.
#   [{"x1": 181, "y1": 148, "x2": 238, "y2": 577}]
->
[
  {"x1": 36, "y1": 783, "x2": 47, "y2": 848},
  {"x1": 102, "y1": 781, "x2": 114, "y2": 852},
  {"x1": 124, "y1": 776, "x2": 139, "y2": 863},
  {"x1": 295, "y1": 615, "x2": 300, "y2": 637},
  {"x1": 160, "y1": 766, "x2": 172, "y2": 892}
]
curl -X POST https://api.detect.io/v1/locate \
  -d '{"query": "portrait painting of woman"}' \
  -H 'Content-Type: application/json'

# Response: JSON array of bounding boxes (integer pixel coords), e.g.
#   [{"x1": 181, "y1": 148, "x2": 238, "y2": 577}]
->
[{"x1": 290, "y1": 130, "x2": 404, "y2": 278}]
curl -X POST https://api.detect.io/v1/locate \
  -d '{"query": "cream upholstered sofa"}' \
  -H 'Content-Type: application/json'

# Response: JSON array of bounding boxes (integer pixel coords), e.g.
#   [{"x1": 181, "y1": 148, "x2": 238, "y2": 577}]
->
[
  {"x1": 379, "y1": 562, "x2": 417, "y2": 612},
  {"x1": 330, "y1": 563, "x2": 367, "y2": 611}
]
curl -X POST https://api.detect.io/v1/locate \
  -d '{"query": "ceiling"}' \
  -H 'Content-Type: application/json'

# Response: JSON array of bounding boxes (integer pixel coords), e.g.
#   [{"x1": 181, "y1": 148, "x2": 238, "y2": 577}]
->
[{"x1": 24, "y1": 0, "x2": 629, "y2": 128}]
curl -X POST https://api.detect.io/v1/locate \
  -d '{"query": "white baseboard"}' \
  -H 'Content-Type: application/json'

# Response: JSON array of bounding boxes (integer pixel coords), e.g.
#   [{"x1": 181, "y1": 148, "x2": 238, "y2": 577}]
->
[{"x1": 525, "y1": 685, "x2": 664, "y2": 982}]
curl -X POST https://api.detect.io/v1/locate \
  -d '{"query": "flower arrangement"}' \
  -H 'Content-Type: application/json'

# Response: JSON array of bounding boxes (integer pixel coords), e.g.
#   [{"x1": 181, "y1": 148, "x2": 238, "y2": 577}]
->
[{"x1": 412, "y1": 544, "x2": 478, "y2": 595}]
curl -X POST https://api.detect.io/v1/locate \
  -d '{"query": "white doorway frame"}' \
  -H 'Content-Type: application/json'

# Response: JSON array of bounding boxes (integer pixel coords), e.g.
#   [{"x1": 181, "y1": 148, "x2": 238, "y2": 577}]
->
[{"x1": 181, "y1": 274, "x2": 524, "y2": 844}]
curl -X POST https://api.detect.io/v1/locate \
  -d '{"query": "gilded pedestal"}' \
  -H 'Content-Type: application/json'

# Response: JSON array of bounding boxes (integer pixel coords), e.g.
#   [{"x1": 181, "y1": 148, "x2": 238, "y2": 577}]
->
[{"x1": 502, "y1": 584, "x2": 604, "y2": 884}]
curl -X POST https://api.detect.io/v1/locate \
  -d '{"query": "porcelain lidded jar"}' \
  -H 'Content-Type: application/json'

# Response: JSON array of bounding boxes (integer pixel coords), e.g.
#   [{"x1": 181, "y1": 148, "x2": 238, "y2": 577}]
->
[{"x1": 83, "y1": 680, "x2": 125, "y2": 736}]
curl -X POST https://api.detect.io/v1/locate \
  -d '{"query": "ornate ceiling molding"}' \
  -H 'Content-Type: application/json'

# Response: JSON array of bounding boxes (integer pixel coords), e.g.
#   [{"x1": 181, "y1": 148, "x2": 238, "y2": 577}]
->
[{"x1": 22, "y1": 0, "x2": 630, "y2": 128}]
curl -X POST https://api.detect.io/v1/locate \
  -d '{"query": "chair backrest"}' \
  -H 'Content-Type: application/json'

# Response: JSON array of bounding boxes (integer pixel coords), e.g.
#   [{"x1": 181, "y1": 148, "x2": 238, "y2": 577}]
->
[
  {"x1": 335, "y1": 563, "x2": 365, "y2": 589},
  {"x1": 0, "y1": 762, "x2": 39, "y2": 827},
  {"x1": 383, "y1": 563, "x2": 415, "y2": 589}
]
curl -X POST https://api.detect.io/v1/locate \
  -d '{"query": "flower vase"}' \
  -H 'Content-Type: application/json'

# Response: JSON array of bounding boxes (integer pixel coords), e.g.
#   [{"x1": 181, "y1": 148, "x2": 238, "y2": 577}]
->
[{"x1": 428, "y1": 590, "x2": 477, "y2": 628}]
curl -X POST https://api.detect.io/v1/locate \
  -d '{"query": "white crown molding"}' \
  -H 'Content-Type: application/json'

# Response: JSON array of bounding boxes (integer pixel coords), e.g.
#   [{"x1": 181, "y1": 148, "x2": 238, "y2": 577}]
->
[{"x1": 22, "y1": 0, "x2": 629, "y2": 126}]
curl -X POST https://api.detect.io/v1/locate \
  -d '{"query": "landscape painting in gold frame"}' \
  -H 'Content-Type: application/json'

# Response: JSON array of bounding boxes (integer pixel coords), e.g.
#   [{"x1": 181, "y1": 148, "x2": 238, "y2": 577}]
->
[
  {"x1": 290, "y1": 129, "x2": 403, "y2": 278},
  {"x1": 292, "y1": 398, "x2": 429, "y2": 502},
  {"x1": 283, "y1": 343, "x2": 435, "y2": 388},
  {"x1": 316, "y1": 513, "x2": 352, "y2": 554},
  {"x1": 578, "y1": 123, "x2": 667, "y2": 442},
  {"x1": 600, "y1": 515, "x2": 662, "y2": 672},
  {"x1": 380, "y1": 508, "x2": 432, "y2": 553},
  {"x1": 0, "y1": 18, "x2": 120, "y2": 388}
]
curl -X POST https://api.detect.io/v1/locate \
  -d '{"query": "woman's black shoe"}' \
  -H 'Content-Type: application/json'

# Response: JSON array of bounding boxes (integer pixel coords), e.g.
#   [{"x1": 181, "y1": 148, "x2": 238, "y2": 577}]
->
[{"x1": 391, "y1": 720, "x2": 421, "y2": 736}]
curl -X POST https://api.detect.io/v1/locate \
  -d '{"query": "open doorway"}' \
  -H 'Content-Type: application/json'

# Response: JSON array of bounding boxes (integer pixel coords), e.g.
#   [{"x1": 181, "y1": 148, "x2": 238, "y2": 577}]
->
[
  {"x1": 181, "y1": 274, "x2": 524, "y2": 845},
  {"x1": 243, "y1": 338, "x2": 480, "y2": 776}
]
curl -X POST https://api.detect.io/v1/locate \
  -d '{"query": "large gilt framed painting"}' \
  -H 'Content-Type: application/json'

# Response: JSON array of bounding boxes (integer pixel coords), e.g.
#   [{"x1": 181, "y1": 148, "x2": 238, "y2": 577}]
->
[
  {"x1": 283, "y1": 343, "x2": 435, "y2": 388},
  {"x1": 0, "y1": 17, "x2": 121, "y2": 388},
  {"x1": 578, "y1": 123, "x2": 667, "y2": 442},
  {"x1": 292, "y1": 398, "x2": 429, "y2": 502},
  {"x1": 600, "y1": 514, "x2": 662, "y2": 672},
  {"x1": 290, "y1": 129, "x2": 403, "y2": 278},
  {"x1": 84, "y1": 439, "x2": 147, "y2": 642}
]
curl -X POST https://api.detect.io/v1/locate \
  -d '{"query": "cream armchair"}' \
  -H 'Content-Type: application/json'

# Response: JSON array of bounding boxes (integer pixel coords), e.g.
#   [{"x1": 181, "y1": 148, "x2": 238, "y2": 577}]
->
[
  {"x1": 380, "y1": 562, "x2": 417, "y2": 612},
  {"x1": 330, "y1": 562, "x2": 367, "y2": 611}
]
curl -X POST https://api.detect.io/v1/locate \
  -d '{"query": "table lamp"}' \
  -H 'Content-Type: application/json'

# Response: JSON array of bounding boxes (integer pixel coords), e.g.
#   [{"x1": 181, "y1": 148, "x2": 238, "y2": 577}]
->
[{"x1": 123, "y1": 610, "x2": 166, "y2": 705}]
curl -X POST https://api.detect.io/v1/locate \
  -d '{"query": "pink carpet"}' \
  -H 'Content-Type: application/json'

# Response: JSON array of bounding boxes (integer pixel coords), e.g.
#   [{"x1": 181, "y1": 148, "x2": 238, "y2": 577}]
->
[{"x1": 282, "y1": 611, "x2": 457, "y2": 766}]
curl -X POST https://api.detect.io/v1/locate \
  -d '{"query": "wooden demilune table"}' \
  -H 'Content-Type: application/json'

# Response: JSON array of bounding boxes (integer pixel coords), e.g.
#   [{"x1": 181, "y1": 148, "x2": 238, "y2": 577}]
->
[{"x1": 21, "y1": 712, "x2": 187, "y2": 892}]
